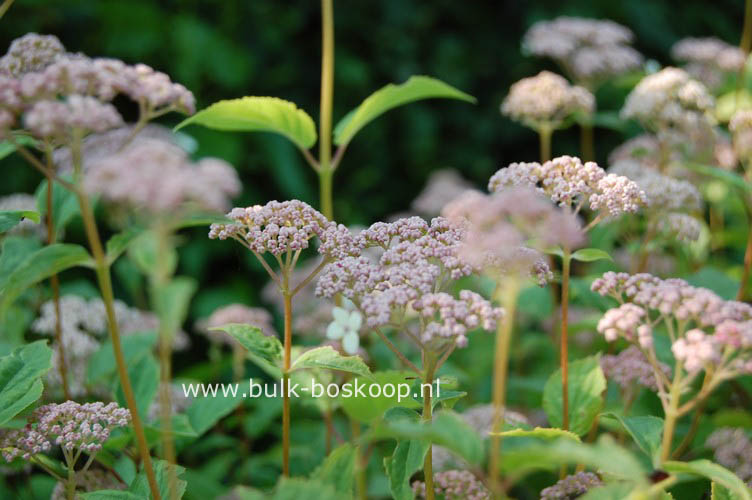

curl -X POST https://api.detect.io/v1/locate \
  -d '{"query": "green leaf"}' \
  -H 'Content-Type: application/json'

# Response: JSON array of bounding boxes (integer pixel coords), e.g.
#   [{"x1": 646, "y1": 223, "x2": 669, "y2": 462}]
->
[
  {"x1": 371, "y1": 408, "x2": 484, "y2": 465},
  {"x1": 128, "y1": 230, "x2": 177, "y2": 277},
  {"x1": 715, "y1": 89, "x2": 752, "y2": 122},
  {"x1": 340, "y1": 371, "x2": 419, "y2": 424},
  {"x1": 602, "y1": 413, "x2": 663, "y2": 466},
  {"x1": 0, "y1": 236, "x2": 42, "y2": 292},
  {"x1": 175, "y1": 96, "x2": 317, "y2": 150},
  {"x1": 88, "y1": 333, "x2": 157, "y2": 385},
  {"x1": 544, "y1": 245, "x2": 565, "y2": 258},
  {"x1": 683, "y1": 162, "x2": 751, "y2": 194},
  {"x1": 290, "y1": 346, "x2": 371, "y2": 378},
  {"x1": 170, "y1": 213, "x2": 234, "y2": 229},
  {"x1": 712, "y1": 482, "x2": 738, "y2": 500},
  {"x1": 115, "y1": 354, "x2": 159, "y2": 419},
  {"x1": 105, "y1": 228, "x2": 143, "y2": 266},
  {"x1": 129, "y1": 458, "x2": 187, "y2": 500},
  {"x1": 571, "y1": 248, "x2": 613, "y2": 263},
  {"x1": 154, "y1": 276, "x2": 196, "y2": 343},
  {"x1": 270, "y1": 477, "x2": 350, "y2": 500},
  {"x1": 664, "y1": 460, "x2": 752, "y2": 500},
  {"x1": 145, "y1": 414, "x2": 198, "y2": 438},
  {"x1": 210, "y1": 323, "x2": 283, "y2": 378},
  {"x1": 35, "y1": 178, "x2": 80, "y2": 236},
  {"x1": 492, "y1": 427, "x2": 581, "y2": 442},
  {"x1": 333, "y1": 75, "x2": 476, "y2": 146},
  {"x1": 579, "y1": 483, "x2": 637, "y2": 499},
  {"x1": 0, "y1": 341, "x2": 52, "y2": 426},
  {"x1": 411, "y1": 378, "x2": 466, "y2": 410},
  {"x1": 0, "y1": 135, "x2": 37, "y2": 161},
  {"x1": 186, "y1": 391, "x2": 244, "y2": 435},
  {"x1": 384, "y1": 438, "x2": 430, "y2": 500},
  {"x1": 82, "y1": 492, "x2": 143, "y2": 500},
  {"x1": 310, "y1": 443, "x2": 356, "y2": 496},
  {"x1": 542, "y1": 356, "x2": 606, "y2": 436},
  {"x1": 0, "y1": 210, "x2": 40, "y2": 233},
  {"x1": 0, "y1": 243, "x2": 93, "y2": 318}
]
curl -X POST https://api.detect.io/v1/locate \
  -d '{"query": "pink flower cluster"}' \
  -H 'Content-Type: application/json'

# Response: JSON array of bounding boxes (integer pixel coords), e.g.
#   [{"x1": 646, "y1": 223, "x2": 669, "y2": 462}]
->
[
  {"x1": 540, "y1": 472, "x2": 603, "y2": 499},
  {"x1": 84, "y1": 138, "x2": 240, "y2": 214},
  {"x1": 412, "y1": 470, "x2": 490, "y2": 500},
  {"x1": 0, "y1": 33, "x2": 194, "y2": 138},
  {"x1": 1, "y1": 401, "x2": 130, "y2": 461},
  {"x1": 316, "y1": 217, "x2": 501, "y2": 348},
  {"x1": 672, "y1": 37, "x2": 746, "y2": 89},
  {"x1": 489, "y1": 155, "x2": 646, "y2": 217},
  {"x1": 706, "y1": 428, "x2": 752, "y2": 485},
  {"x1": 203, "y1": 303, "x2": 278, "y2": 345},
  {"x1": 597, "y1": 303, "x2": 652, "y2": 346},
  {"x1": 209, "y1": 200, "x2": 361, "y2": 260}
]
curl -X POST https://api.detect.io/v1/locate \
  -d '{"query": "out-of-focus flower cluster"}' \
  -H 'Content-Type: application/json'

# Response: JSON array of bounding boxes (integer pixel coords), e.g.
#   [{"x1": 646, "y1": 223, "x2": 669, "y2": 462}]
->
[
  {"x1": 621, "y1": 68, "x2": 716, "y2": 159},
  {"x1": 522, "y1": 17, "x2": 643, "y2": 86},
  {"x1": 539, "y1": 471, "x2": 603, "y2": 499},
  {"x1": 489, "y1": 155, "x2": 646, "y2": 218},
  {"x1": 0, "y1": 33, "x2": 194, "y2": 140},
  {"x1": 147, "y1": 383, "x2": 193, "y2": 421},
  {"x1": 705, "y1": 428, "x2": 752, "y2": 486},
  {"x1": 202, "y1": 303, "x2": 278, "y2": 345},
  {"x1": 33, "y1": 295, "x2": 189, "y2": 396},
  {"x1": 671, "y1": 37, "x2": 746, "y2": 90},
  {"x1": 1, "y1": 401, "x2": 129, "y2": 461},
  {"x1": 593, "y1": 272, "x2": 752, "y2": 377},
  {"x1": 83, "y1": 138, "x2": 239, "y2": 216},
  {"x1": 209, "y1": 200, "x2": 361, "y2": 261},
  {"x1": 442, "y1": 187, "x2": 579, "y2": 282},
  {"x1": 600, "y1": 345, "x2": 671, "y2": 392},
  {"x1": 501, "y1": 71, "x2": 594, "y2": 131},
  {"x1": 316, "y1": 217, "x2": 502, "y2": 349},
  {"x1": 730, "y1": 109, "x2": 752, "y2": 162},
  {"x1": 411, "y1": 169, "x2": 476, "y2": 218},
  {"x1": 412, "y1": 470, "x2": 490, "y2": 500}
]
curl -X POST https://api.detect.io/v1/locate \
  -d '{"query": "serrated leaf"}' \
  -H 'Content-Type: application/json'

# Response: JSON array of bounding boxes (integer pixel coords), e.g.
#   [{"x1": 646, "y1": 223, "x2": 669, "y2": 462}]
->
[
  {"x1": 210, "y1": 323, "x2": 283, "y2": 378},
  {"x1": 333, "y1": 75, "x2": 476, "y2": 146},
  {"x1": 175, "y1": 96, "x2": 317, "y2": 150},
  {"x1": 542, "y1": 356, "x2": 606, "y2": 436},
  {"x1": 602, "y1": 413, "x2": 663, "y2": 466},
  {"x1": 492, "y1": 427, "x2": 581, "y2": 442},
  {"x1": 0, "y1": 210, "x2": 40, "y2": 233},
  {"x1": 664, "y1": 460, "x2": 752, "y2": 500},
  {"x1": 0, "y1": 341, "x2": 52, "y2": 426},
  {"x1": 129, "y1": 458, "x2": 187, "y2": 500},
  {"x1": 571, "y1": 248, "x2": 613, "y2": 262},
  {"x1": 290, "y1": 346, "x2": 371, "y2": 378},
  {"x1": 310, "y1": 443, "x2": 356, "y2": 496},
  {"x1": 0, "y1": 243, "x2": 93, "y2": 319},
  {"x1": 384, "y1": 438, "x2": 430, "y2": 500}
]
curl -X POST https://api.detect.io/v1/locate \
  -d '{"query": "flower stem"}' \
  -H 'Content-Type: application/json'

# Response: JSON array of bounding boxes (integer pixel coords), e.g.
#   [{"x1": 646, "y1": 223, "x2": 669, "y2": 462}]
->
[
  {"x1": 488, "y1": 278, "x2": 519, "y2": 496},
  {"x1": 44, "y1": 167, "x2": 71, "y2": 400},
  {"x1": 422, "y1": 351, "x2": 438, "y2": 500},
  {"x1": 0, "y1": 0, "x2": 14, "y2": 19},
  {"x1": 539, "y1": 126, "x2": 552, "y2": 163},
  {"x1": 350, "y1": 418, "x2": 367, "y2": 500},
  {"x1": 737, "y1": 197, "x2": 752, "y2": 301},
  {"x1": 560, "y1": 251, "x2": 571, "y2": 433},
  {"x1": 660, "y1": 368, "x2": 683, "y2": 463},
  {"x1": 282, "y1": 287, "x2": 293, "y2": 476},
  {"x1": 579, "y1": 121, "x2": 594, "y2": 162},
  {"x1": 66, "y1": 457, "x2": 76, "y2": 500},
  {"x1": 75, "y1": 189, "x2": 161, "y2": 500},
  {"x1": 318, "y1": 0, "x2": 336, "y2": 220}
]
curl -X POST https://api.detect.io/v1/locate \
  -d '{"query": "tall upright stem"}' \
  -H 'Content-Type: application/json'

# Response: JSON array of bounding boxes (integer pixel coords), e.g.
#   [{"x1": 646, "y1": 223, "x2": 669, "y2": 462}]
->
[
  {"x1": 560, "y1": 251, "x2": 571, "y2": 432},
  {"x1": 318, "y1": 0, "x2": 335, "y2": 220},
  {"x1": 282, "y1": 286, "x2": 293, "y2": 476},
  {"x1": 45, "y1": 173, "x2": 71, "y2": 400},
  {"x1": 737, "y1": 198, "x2": 752, "y2": 301},
  {"x1": 539, "y1": 126, "x2": 552, "y2": 163},
  {"x1": 422, "y1": 352, "x2": 437, "y2": 500},
  {"x1": 488, "y1": 279, "x2": 519, "y2": 495},
  {"x1": 661, "y1": 368, "x2": 683, "y2": 463},
  {"x1": 75, "y1": 190, "x2": 160, "y2": 500}
]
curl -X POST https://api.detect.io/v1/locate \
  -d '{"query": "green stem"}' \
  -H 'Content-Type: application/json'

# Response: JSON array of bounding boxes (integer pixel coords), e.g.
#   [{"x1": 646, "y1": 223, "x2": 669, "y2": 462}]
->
[
  {"x1": 488, "y1": 278, "x2": 519, "y2": 496},
  {"x1": 351, "y1": 418, "x2": 367, "y2": 500},
  {"x1": 75, "y1": 188, "x2": 161, "y2": 500},
  {"x1": 737, "y1": 197, "x2": 752, "y2": 301},
  {"x1": 422, "y1": 352, "x2": 438, "y2": 500},
  {"x1": 318, "y1": 0, "x2": 335, "y2": 220},
  {"x1": 660, "y1": 368, "x2": 683, "y2": 464},
  {"x1": 0, "y1": 0, "x2": 14, "y2": 19},
  {"x1": 539, "y1": 126, "x2": 552, "y2": 163},
  {"x1": 66, "y1": 457, "x2": 76, "y2": 500},
  {"x1": 282, "y1": 283, "x2": 292, "y2": 476},
  {"x1": 560, "y1": 251, "x2": 571, "y2": 433}
]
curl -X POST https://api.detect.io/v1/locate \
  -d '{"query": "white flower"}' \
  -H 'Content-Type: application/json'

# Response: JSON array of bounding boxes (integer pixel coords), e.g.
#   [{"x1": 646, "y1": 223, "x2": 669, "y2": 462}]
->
[{"x1": 326, "y1": 306, "x2": 362, "y2": 355}]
